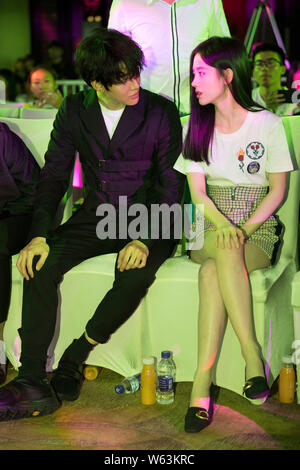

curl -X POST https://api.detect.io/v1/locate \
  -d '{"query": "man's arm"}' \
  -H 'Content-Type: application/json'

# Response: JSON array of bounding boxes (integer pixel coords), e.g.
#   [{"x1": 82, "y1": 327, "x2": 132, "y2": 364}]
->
[
  {"x1": 116, "y1": 100, "x2": 184, "y2": 271},
  {"x1": 139, "y1": 99, "x2": 185, "y2": 250},
  {"x1": 17, "y1": 97, "x2": 77, "y2": 279},
  {"x1": 27, "y1": 97, "x2": 77, "y2": 240},
  {"x1": 108, "y1": 0, "x2": 129, "y2": 35},
  {"x1": 208, "y1": 0, "x2": 231, "y2": 37}
]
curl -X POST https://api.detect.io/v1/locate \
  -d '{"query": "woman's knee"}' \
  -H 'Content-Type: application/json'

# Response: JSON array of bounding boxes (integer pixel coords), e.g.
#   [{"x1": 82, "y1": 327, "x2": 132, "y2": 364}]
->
[
  {"x1": 214, "y1": 244, "x2": 245, "y2": 265},
  {"x1": 198, "y1": 259, "x2": 218, "y2": 286}
]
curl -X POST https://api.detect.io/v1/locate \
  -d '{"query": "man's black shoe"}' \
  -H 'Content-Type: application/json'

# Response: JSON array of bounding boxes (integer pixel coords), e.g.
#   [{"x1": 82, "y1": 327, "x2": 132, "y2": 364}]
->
[
  {"x1": 0, "y1": 375, "x2": 61, "y2": 422},
  {"x1": 51, "y1": 361, "x2": 84, "y2": 401}
]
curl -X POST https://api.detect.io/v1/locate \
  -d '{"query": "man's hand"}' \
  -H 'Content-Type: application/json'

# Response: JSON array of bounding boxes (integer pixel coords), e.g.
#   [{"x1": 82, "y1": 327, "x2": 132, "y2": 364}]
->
[
  {"x1": 117, "y1": 240, "x2": 149, "y2": 272},
  {"x1": 16, "y1": 237, "x2": 50, "y2": 280}
]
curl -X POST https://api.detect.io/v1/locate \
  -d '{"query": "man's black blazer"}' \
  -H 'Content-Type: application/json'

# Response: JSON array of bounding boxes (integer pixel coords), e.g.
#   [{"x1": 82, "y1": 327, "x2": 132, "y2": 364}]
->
[{"x1": 29, "y1": 88, "x2": 185, "y2": 248}]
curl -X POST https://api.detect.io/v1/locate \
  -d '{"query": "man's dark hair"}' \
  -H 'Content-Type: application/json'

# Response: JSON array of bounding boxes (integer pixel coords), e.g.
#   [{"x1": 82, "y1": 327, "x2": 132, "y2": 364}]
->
[
  {"x1": 252, "y1": 43, "x2": 286, "y2": 65},
  {"x1": 75, "y1": 28, "x2": 145, "y2": 89}
]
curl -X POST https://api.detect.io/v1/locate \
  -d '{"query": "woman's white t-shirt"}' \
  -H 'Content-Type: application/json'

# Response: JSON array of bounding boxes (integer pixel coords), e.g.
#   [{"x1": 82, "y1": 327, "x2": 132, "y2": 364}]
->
[{"x1": 174, "y1": 110, "x2": 293, "y2": 186}]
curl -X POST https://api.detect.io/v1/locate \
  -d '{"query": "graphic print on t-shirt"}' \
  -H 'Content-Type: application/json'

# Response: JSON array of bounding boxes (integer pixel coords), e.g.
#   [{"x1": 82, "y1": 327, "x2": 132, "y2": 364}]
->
[
  {"x1": 237, "y1": 148, "x2": 245, "y2": 172},
  {"x1": 243, "y1": 141, "x2": 264, "y2": 175},
  {"x1": 247, "y1": 161, "x2": 260, "y2": 174},
  {"x1": 246, "y1": 141, "x2": 265, "y2": 160}
]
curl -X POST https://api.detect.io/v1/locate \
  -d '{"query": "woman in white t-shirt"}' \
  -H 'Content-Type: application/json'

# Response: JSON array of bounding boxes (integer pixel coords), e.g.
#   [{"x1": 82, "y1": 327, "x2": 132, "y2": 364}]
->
[{"x1": 174, "y1": 37, "x2": 293, "y2": 433}]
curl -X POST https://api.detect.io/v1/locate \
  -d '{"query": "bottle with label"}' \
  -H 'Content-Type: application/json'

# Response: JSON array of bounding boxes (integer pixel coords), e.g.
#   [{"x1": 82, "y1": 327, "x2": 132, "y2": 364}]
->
[
  {"x1": 83, "y1": 365, "x2": 101, "y2": 381},
  {"x1": 156, "y1": 350, "x2": 176, "y2": 405},
  {"x1": 115, "y1": 373, "x2": 141, "y2": 394},
  {"x1": 141, "y1": 357, "x2": 156, "y2": 405},
  {"x1": 279, "y1": 355, "x2": 296, "y2": 403}
]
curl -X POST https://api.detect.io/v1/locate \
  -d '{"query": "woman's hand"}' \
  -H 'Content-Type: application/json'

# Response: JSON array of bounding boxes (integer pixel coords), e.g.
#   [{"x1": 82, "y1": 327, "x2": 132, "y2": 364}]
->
[{"x1": 214, "y1": 223, "x2": 245, "y2": 249}]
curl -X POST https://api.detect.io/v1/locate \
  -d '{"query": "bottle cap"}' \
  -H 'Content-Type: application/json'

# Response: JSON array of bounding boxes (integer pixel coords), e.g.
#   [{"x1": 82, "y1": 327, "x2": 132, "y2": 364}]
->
[
  {"x1": 161, "y1": 351, "x2": 171, "y2": 358},
  {"x1": 282, "y1": 355, "x2": 293, "y2": 364},
  {"x1": 143, "y1": 357, "x2": 154, "y2": 365},
  {"x1": 115, "y1": 384, "x2": 125, "y2": 394}
]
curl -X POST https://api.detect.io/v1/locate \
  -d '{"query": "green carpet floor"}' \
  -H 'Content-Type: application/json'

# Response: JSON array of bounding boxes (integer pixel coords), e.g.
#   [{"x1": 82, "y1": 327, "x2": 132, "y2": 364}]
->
[{"x1": 0, "y1": 366, "x2": 299, "y2": 451}]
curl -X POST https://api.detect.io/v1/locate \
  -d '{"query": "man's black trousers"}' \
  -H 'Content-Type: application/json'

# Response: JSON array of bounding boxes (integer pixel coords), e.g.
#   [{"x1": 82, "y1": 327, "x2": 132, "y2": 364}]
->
[{"x1": 19, "y1": 208, "x2": 176, "y2": 369}]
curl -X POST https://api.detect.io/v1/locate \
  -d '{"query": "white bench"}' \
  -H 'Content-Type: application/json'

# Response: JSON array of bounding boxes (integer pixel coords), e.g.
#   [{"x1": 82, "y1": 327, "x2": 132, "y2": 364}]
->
[{"x1": 3, "y1": 116, "x2": 300, "y2": 397}]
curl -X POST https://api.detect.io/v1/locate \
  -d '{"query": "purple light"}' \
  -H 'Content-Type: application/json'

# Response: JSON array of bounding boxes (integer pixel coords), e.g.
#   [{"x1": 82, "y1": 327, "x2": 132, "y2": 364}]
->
[{"x1": 73, "y1": 154, "x2": 83, "y2": 188}]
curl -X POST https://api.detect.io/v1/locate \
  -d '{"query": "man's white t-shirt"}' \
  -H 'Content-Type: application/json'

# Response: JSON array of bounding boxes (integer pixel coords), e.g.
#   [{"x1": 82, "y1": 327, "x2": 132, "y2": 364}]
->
[
  {"x1": 174, "y1": 110, "x2": 293, "y2": 186},
  {"x1": 99, "y1": 102, "x2": 125, "y2": 138}
]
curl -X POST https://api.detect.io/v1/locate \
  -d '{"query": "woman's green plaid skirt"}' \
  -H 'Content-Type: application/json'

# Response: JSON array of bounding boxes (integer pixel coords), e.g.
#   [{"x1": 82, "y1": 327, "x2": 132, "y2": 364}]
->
[{"x1": 202, "y1": 185, "x2": 281, "y2": 262}]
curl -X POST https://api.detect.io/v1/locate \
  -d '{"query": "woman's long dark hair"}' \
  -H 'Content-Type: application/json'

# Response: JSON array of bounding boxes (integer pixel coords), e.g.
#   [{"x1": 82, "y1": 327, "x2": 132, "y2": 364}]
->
[{"x1": 183, "y1": 36, "x2": 263, "y2": 164}]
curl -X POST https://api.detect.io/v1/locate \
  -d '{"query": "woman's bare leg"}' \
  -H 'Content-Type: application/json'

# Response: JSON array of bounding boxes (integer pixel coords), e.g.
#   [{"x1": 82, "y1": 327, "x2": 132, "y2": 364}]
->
[
  {"x1": 213, "y1": 241, "x2": 271, "y2": 379},
  {"x1": 189, "y1": 236, "x2": 271, "y2": 408},
  {"x1": 189, "y1": 257, "x2": 227, "y2": 408}
]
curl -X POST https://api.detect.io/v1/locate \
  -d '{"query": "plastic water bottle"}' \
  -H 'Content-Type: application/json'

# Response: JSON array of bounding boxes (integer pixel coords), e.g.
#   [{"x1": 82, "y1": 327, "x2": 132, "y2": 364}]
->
[
  {"x1": 115, "y1": 373, "x2": 141, "y2": 394},
  {"x1": 156, "y1": 350, "x2": 176, "y2": 404},
  {"x1": 279, "y1": 355, "x2": 296, "y2": 403}
]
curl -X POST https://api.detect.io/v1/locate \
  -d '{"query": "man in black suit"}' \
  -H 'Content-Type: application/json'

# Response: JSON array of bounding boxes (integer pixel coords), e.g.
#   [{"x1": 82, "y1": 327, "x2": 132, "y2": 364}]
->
[{"x1": 0, "y1": 28, "x2": 184, "y2": 421}]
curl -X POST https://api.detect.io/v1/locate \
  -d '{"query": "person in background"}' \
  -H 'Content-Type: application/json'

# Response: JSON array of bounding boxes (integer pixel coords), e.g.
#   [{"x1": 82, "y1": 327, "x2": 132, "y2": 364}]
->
[
  {"x1": 174, "y1": 36, "x2": 293, "y2": 433},
  {"x1": 108, "y1": 0, "x2": 230, "y2": 116},
  {"x1": 0, "y1": 122, "x2": 40, "y2": 384},
  {"x1": 18, "y1": 66, "x2": 63, "y2": 109},
  {"x1": 252, "y1": 43, "x2": 299, "y2": 116}
]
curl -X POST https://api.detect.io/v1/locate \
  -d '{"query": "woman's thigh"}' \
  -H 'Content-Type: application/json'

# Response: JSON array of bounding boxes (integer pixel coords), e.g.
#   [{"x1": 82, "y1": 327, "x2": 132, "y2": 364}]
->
[
  {"x1": 244, "y1": 242, "x2": 270, "y2": 273},
  {"x1": 190, "y1": 233, "x2": 270, "y2": 274},
  {"x1": 190, "y1": 231, "x2": 222, "y2": 265}
]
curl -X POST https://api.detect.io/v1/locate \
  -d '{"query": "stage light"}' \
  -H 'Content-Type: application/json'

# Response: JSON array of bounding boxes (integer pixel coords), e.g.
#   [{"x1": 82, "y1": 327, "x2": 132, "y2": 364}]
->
[{"x1": 83, "y1": 0, "x2": 102, "y2": 21}]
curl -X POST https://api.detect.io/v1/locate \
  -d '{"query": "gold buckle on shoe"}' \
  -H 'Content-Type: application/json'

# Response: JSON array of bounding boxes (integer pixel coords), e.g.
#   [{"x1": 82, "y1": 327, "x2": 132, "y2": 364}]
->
[
  {"x1": 196, "y1": 410, "x2": 209, "y2": 420},
  {"x1": 243, "y1": 380, "x2": 253, "y2": 394}
]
